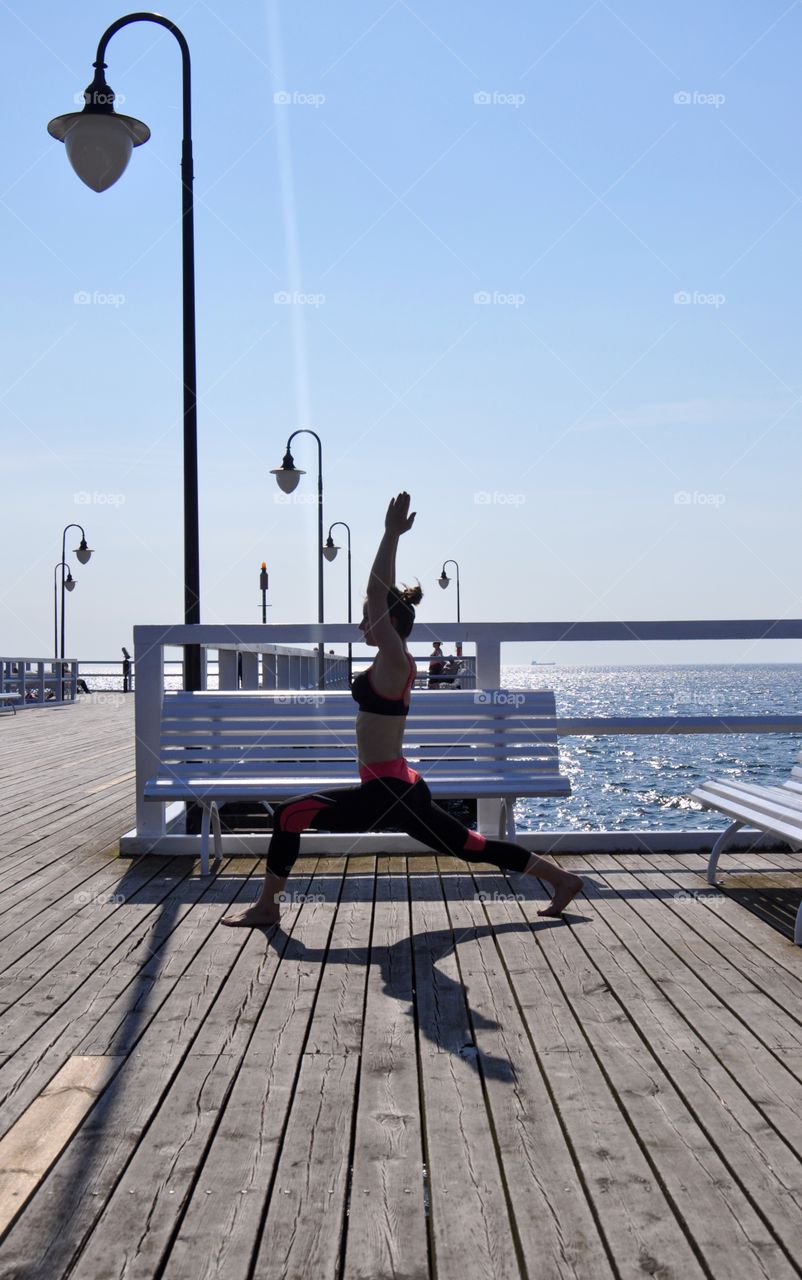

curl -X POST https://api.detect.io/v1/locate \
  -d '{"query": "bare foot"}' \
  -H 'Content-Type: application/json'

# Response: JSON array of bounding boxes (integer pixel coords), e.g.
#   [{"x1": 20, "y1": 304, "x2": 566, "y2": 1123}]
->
[
  {"x1": 538, "y1": 872, "x2": 583, "y2": 918},
  {"x1": 221, "y1": 903, "x2": 280, "y2": 928}
]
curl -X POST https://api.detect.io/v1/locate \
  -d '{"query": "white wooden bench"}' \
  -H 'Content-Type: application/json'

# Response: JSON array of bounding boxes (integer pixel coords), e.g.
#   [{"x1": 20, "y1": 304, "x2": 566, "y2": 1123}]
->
[
  {"x1": 691, "y1": 749, "x2": 802, "y2": 944},
  {"x1": 144, "y1": 689, "x2": 570, "y2": 875},
  {"x1": 0, "y1": 693, "x2": 20, "y2": 715}
]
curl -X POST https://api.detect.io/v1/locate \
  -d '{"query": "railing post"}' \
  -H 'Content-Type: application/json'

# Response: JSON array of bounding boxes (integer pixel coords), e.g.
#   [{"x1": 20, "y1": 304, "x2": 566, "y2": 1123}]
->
[
  {"x1": 135, "y1": 631, "x2": 166, "y2": 841},
  {"x1": 475, "y1": 632, "x2": 502, "y2": 836},
  {"x1": 475, "y1": 634, "x2": 500, "y2": 687},
  {"x1": 218, "y1": 649, "x2": 237, "y2": 689},
  {"x1": 241, "y1": 651, "x2": 258, "y2": 688},
  {"x1": 261, "y1": 651, "x2": 277, "y2": 688}
]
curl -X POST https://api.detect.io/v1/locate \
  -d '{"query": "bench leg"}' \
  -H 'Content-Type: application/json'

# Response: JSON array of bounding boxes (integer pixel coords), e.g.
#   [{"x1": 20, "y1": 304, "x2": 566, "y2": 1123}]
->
[
  {"x1": 210, "y1": 802, "x2": 223, "y2": 869},
  {"x1": 499, "y1": 798, "x2": 516, "y2": 842},
  {"x1": 199, "y1": 802, "x2": 222, "y2": 877},
  {"x1": 707, "y1": 820, "x2": 743, "y2": 885}
]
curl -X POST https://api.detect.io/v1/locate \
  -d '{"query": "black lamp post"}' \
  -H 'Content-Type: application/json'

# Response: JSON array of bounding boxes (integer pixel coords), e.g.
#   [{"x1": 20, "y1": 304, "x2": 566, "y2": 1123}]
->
[
  {"x1": 323, "y1": 521, "x2": 352, "y2": 683},
  {"x1": 438, "y1": 558, "x2": 462, "y2": 656},
  {"x1": 59, "y1": 524, "x2": 93, "y2": 661},
  {"x1": 271, "y1": 430, "x2": 325, "y2": 688},
  {"x1": 48, "y1": 13, "x2": 202, "y2": 690},
  {"x1": 438, "y1": 559, "x2": 461, "y2": 621},
  {"x1": 54, "y1": 560, "x2": 76, "y2": 662}
]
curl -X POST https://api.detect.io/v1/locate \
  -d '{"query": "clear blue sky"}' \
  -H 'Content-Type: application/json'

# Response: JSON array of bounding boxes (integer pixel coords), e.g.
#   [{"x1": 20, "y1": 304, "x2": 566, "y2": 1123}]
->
[{"x1": 2, "y1": 0, "x2": 801, "y2": 664}]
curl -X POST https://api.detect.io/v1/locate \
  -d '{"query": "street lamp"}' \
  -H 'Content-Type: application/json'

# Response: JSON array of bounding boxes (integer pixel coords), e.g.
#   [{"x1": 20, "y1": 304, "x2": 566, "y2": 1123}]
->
[
  {"x1": 59, "y1": 524, "x2": 93, "y2": 661},
  {"x1": 271, "y1": 430, "x2": 324, "y2": 688},
  {"x1": 323, "y1": 521, "x2": 352, "y2": 683},
  {"x1": 48, "y1": 13, "x2": 202, "y2": 690},
  {"x1": 438, "y1": 558, "x2": 461, "y2": 656},
  {"x1": 54, "y1": 561, "x2": 76, "y2": 662},
  {"x1": 438, "y1": 559, "x2": 461, "y2": 621}
]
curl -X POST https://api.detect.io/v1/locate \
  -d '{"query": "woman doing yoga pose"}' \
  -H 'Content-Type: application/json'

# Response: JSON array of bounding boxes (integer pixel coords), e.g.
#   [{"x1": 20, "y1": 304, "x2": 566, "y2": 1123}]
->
[{"x1": 222, "y1": 493, "x2": 582, "y2": 928}]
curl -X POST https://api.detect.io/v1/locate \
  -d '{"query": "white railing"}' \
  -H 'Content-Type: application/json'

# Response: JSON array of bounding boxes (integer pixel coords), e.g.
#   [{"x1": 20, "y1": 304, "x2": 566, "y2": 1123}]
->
[
  {"x1": 0, "y1": 658, "x2": 79, "y2": 705},
  {"x1": 124, "y1": 620, "x2": 802, "y2": 857}
]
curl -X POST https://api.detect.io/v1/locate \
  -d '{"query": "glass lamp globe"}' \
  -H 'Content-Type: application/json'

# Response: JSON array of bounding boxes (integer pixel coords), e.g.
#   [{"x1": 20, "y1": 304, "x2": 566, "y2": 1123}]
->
[
  {"x1": 48, "y1": 111, "x2": 150, "y2": 193},
  {"x1": 271, "y1": 460, "x2": 304, "y2": 493}
]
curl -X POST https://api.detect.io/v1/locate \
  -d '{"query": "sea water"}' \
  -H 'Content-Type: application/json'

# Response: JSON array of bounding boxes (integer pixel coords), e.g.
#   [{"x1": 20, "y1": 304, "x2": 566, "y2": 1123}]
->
[{"x1": 508, "y1": 664, "x2": 802, "y2": 831}]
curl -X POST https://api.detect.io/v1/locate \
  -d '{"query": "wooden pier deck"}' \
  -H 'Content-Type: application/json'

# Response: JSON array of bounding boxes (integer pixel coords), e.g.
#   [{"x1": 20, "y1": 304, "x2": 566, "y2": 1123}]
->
[{"x1": 1, "y1": 697, "x2": 802, "y2": 1279}]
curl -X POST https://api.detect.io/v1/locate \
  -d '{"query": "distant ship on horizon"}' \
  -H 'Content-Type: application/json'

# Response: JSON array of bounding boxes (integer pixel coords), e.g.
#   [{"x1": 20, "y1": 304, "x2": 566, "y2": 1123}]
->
[{"x1": 531, "y1": 660, "x2": 556, "y2": 665}]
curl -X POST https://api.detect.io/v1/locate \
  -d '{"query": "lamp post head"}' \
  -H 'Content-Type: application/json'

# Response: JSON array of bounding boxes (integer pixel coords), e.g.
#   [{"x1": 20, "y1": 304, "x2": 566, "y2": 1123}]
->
[
  {"x1": 47, "y1": 64, "x2": 150, "y2": 193},
  {"x1": 74, "y1": 537, "x2": 93, "y2": 565},
  {"x1": 270, "y1": 450, "x2": 304, "y2": 494},
  {"x1": 438, "y1": 573, "x2": 450, "y2": 590},
  {"x1": 322, "y1": 537, "x2": 339, "y2": 563},
  {"x1": 65, "y1": 571, "x2": 76, "y2": 592}
]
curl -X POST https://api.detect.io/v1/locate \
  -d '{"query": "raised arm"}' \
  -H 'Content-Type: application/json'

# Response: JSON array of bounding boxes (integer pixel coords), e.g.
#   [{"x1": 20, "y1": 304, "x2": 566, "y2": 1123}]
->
[{"x1": 366, "y1": 493, "x2": 416, "y2": 654}]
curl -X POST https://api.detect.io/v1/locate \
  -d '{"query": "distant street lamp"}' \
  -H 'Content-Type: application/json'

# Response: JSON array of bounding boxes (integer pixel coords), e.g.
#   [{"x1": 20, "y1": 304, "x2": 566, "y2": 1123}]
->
[
  {"x1": 271, "y1": 430, "x2": 325, "y2": 688},
  {"x1": 54, "y1": 561, "x2": 76, "y2": 662},
  {"x1": 48, "y1": 12, "x2": 202, "y2": 690},
  {"x1": 59, "y1": 524, "x2": 93, "y2": 660},
  {"x1": 438, "y1": 559, "x2": 461, "y2": 621},
  {"x1": 438, "y1": 558, "x2": 462, "y2": 656},
  {"x1": 323, "y1": 521, "x2": 352, "y2": 682}
]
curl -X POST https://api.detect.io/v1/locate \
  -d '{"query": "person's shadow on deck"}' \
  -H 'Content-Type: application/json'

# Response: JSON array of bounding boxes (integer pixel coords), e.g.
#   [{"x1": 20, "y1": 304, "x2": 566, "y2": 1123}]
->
[{"x1": 248, "y1": 869, "x2": 590, "y2": 1084}]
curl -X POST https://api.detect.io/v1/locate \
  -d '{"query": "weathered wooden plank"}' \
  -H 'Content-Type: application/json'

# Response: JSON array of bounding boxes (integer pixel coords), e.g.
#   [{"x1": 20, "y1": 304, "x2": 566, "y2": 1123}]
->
[
  {"x1": 409, "y1": 870, "x2": 521, "y2": 1280},
  {"x1": 511, "y1": 868, "x2": 798, "y2": 1280},
  {"x1": 343, "y1": 870, "x2": 430, "y2": 1280},
  {"x1": 0, "y1": 860, "x2": 246, "y2": 1137},
  {"x1": 0, "y1": 854, "x2": 179, "y2": 1065},
  {"x1": 581, "y1": 853, "x2": 802, "y2": 1058},
  {"x1": 441, "y1": 872, "x2": 617, "y2": 1280},
  {"x1": 0, "y1": 844, "x2": 132, "y2": 946},
  {"x1": 0, "y1": 1056, "x2": 123, "y2": 1236},
  {"x1": 304, "y1": 856, "x2": 374, "y2": 1057},
  {"x1": 65, "y1": 872, "x2": 330, "y2": 1280},
  {"x1": 569, "y1": 856, "x2": 802, "y2": 1143},
  {"x1": 601, "y1": 850, "x2": 802, "y2": 1016},
  {"x1": 552, "y1": 855, "x2": 802, "y2": 1269},
  {"x1": 668, "y1": 845, "x2": 802, "y2": 959},
  {"x1": 0, "y1": 866, "x2": 321, "y2": 1279},
  {"x1": 0, "y1": 855, "x2": 189, "y2": 1014},
  {"x1": 476, "y1": 868, "x2": 707, "y2": 1280},
  {"x1": 249, "y1": 1052, "x2": 358, "y2": 1280},
  {"x1": 0, "y1": 794, "x2": 134, "y2": 888},
  {"x1": 161, "y1": 867, "x2": 349, "y2": 1280}
]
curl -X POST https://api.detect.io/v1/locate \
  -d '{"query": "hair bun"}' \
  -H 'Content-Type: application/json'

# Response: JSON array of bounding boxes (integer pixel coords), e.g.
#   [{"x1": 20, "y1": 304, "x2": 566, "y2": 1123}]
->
[{"x1": 400, "y1": 581, "x2": 423, "y2": 607}]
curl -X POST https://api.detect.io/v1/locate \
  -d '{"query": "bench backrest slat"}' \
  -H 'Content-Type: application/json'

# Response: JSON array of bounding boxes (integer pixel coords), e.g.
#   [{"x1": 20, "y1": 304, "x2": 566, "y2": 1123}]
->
[{"x1": 154, "y1": 690, "x2": 561, "y2": 780}]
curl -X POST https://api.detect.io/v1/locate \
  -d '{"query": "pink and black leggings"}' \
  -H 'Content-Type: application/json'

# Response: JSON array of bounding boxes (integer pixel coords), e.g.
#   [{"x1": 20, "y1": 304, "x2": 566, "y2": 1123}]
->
[{"x1": 265, "y1": 773, "x2": 532, "y2": 878}]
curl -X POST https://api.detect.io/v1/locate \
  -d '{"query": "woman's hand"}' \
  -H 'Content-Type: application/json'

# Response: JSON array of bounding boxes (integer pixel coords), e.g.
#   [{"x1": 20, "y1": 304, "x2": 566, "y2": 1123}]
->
[{"x1": 385, "y1": 492, "x2": 416, "y2": 536}]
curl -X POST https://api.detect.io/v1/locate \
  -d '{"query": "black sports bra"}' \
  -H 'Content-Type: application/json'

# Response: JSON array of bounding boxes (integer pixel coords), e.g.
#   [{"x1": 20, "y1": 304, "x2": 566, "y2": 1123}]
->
[{"x1": 351, "y1": 652, "x2": 417, "y2": 716}]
